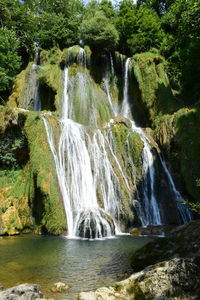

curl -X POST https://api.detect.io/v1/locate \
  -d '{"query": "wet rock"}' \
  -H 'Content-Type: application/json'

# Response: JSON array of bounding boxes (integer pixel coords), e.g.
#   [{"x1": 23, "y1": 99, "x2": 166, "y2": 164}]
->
[
  {"x1": 0, "y1": 283, "x2": 43, "y2": 299},
  {"x1": 50, "y1": 282, "x2": 70, "y2": 293},
  {"x1": 113, "y1": 115, "x2": 132, "y2": 129},
  {"x1": 78, "y1": 257, "x2": 200, "y2": 300},
  {"x1": 130, "y1": 225, "x2": 175, "y2": 237}
]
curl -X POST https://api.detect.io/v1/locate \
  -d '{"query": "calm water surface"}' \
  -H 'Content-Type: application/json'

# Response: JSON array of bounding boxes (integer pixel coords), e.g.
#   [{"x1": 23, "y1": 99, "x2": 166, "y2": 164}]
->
[{"x1": 0, "y1": 235, "x2": 152, "y2": 299}]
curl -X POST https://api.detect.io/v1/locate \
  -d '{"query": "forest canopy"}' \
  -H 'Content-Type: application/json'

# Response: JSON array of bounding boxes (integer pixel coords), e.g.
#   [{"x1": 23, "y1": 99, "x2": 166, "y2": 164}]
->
[{"x1": 0, "y1": 0, "x2": 199, "y2": 104}]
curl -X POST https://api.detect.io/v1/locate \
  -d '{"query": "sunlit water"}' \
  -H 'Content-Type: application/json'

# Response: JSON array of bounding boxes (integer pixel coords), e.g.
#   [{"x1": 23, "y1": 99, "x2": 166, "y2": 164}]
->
[{"x1": 0, "y1": 235, "x2": 152, "y2": 299}]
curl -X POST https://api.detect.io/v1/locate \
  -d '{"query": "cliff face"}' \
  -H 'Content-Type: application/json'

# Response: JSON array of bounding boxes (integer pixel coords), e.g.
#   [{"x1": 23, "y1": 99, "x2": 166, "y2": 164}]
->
[
  {"x1": 0, "y1": 107, "x2": 66, "y2": 235},
  {"x1": 127, "y1": 52, "x2": 200, "y2": 214},
  {"x1": 0, "y1": 47, "x2": 198, "y2": 235}
]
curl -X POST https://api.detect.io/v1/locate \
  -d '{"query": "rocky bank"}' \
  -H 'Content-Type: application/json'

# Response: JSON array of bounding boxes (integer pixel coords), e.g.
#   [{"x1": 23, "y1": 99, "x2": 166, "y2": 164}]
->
[{"x1": 78, "y1": 220, "x2": 200, "y2": 300}]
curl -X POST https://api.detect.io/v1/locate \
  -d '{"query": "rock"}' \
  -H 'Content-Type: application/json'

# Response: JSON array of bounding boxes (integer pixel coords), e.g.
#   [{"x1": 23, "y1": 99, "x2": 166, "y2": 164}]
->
[
  {"x1": 130, "y1": 225, "x2": 175, "y2": 237},
  {"x1": 132, "y1": 220, "x2": 200, "y2": 271},
  {"x1": 50, "y1": 282, "x2": 70, "y2": 293},
  {"x1": 78, "y1": 257, "x2": 200, "y2": 300},
  {"x1": 0, "y1": 283, "x2": 43, "y2": 299},
  {"x1": 79, "y1": 292, "x2": 96, "y2": 300},
  {"x1": 113, "y1": 115, "x2": 132, "y2": 128}
]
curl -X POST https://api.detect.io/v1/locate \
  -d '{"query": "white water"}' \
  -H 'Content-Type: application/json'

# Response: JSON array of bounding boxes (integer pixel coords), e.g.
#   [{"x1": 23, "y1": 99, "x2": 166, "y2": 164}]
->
[
  {"x1": 77, "y1": 47, "x2": 86, "y2": 68},
  {"x1": 43, "y1": 50, "x2": 134, "y2": 237},
  {"x1": 33, "y1": 45, "x2": 41, "y2": 111},
  {"x1": 158, "y1": 154, "x2": 191, "y2": 222},
  {"x1": 119, "y1": 57, "x2": 191, "y2": 226},
  {"x1": 43, "y1": 50, "x2": 191, "y2": 238},
  {"x1": 119, "y1": 58, "x2": 162, "y2": 226},
  {"x1": 120, "y1": 58, "x2": 131, "y2": 118}
]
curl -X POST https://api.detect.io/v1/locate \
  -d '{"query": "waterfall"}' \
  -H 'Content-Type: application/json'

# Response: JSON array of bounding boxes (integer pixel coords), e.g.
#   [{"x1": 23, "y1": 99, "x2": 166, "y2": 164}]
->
[
  {"x1": 158, "y1": 154, "x2": 191, "y2": 222},
  {"x1": 119, "y1": 57, "x2": 191, "y2": 226},
  {"x1": 119, "y1": 58, "x2": 161, "y2": 226},
  {"x1": 77, "y1": 47, "x2": 86, "y2": 68},
  {"x1": 43, "y1": 63, "x2": 134, "y2": 238},
  {"x1": 42, "y1": 50, "x2": 191, "y2": 238},
  {"x1": 33, "y1": 45, "x2": 41, "y2": 111},
  {"x1": 120, "y1": 58, "x2": 131, "y2": 118},
  {"x1": 103, "y1": 78, "x2": 117, "y2": 117},
  {"x1": 109, "y1": 52, "x2": 115, "y2": 77}
]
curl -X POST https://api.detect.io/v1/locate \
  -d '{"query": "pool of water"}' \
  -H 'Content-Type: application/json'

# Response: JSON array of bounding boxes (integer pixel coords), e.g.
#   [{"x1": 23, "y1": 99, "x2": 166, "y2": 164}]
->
[{"x1": 0, "y1": 235, "x2": 153, "y2": 299}]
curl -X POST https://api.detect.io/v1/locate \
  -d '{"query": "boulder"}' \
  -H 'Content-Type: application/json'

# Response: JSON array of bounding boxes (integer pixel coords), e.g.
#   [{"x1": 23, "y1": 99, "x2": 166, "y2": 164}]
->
[
  {"x1": 132, "y1": 220, "x2": 200, "y2": 271},
  {"x1": 0, "y1": 283, "x2": 43, "y2": 300},
  {"x1": 50, "y1": 282, "x2": 70, "y2": 293},
  {"x1": 78, "y1": 257, "x2": 200, "y2": 300}
]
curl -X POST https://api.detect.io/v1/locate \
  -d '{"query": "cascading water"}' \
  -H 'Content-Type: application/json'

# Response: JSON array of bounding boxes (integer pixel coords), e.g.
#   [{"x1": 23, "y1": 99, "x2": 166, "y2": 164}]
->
[
  {"x1": 43, "y1": 47, "x2": 135, "y2": 238},
  {"x1": 119, "y1": 58, "x2": 162, "y2": 226},
  {"x1": 42, "y1": 47, "x2": 191, "y2": 238},
  {"x1": 77, "y1": 47, "x2": 86, "y2": 68},
  {"x1": 119, "y1": 57, "x2": 191, "y2": 225},
  {"x1": 158, "y1": 154, "x2": 191, "y2": 222},
  {"x1": 103, "y1": 55, "x2": 117, "y2": 116}
]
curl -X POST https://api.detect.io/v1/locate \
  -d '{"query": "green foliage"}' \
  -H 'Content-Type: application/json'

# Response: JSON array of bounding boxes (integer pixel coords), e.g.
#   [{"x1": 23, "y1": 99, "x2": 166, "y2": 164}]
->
[
  {"x1": 0, "y1": 135, "x2": 27, "y2": 169},
  {"x1": 137, "y1": 0, "x2": 174, "y2": 16},
  {"x1": 160, "y1": 0, "x2": 200, "y2": 100},
  {"x1": 0, "y1": 0, "x2": 36, "y2": 55},
  {"x1": 37, "y1": 11, "x2": 81, "y2": 49},
  {"x1": 115, "y1": 3, "x2": 164, "y2": 54},
  {"x1": 0, "y1": 169, "x2": 22, "y2": 188},
  {"x1": 80, "y1": 13, "x2": 119, "y2": 51},
  {"x1": 0, "y1": 28, "x2": 21, "y2": 93}
]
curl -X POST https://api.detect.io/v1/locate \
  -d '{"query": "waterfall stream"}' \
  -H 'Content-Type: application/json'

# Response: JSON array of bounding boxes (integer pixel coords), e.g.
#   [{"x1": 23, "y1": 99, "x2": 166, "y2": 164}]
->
[
  {"x1": 120, "y1": 57, "x2": 191, "y2": 225},
  {"x1": 42, "y1": 47, "x2": 191, "y2": 238}
]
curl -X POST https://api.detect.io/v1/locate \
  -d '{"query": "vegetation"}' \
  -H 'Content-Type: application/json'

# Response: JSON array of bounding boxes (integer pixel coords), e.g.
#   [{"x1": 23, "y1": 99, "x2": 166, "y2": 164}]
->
[
  {"x1": 80, "y1": 13, "x2": 119, "y2": 51},
  {"x1": 0, "y1": 0, "x2": 199, "y2": 104}
]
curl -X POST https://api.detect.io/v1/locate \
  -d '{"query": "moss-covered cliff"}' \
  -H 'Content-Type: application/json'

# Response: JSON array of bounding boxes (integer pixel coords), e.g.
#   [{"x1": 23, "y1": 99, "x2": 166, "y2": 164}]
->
[
  {"x1": 128, "y1": 51, "x2": 200, "y2": 215},
  {"x1": 1, "y1": 46, "x2": 199, "y2": 235},
  {"x1": 0, "y1": 106, "x2": 66, "y2": 235}
]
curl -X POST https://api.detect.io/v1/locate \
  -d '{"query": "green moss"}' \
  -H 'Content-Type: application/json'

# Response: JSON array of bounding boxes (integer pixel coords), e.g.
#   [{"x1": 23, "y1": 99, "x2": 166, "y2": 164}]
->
[
  {"x1": 23, "y1": 112, "x2": 66, "y2": 234},
  {"x1": 131, "y1": 52, "x2": 180, "y2": 124},
  {"x1": 38, "y1": 64, "x2": 63, "y2": 112},
  {"x1": 7, "y1": 63, "x2": 33, "y2": 109},
  {"x1": 154, "y1": 106, "x2": 200, "y2": 212},
  {"x1": 40, "y1": 47, "x2": 62, "y2": 66}
]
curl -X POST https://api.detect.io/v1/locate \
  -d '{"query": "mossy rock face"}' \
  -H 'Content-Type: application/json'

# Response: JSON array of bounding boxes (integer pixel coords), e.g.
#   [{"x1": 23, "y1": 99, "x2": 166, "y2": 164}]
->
[
  {"x1": 0, "y1": 186, "x2": 33, "y2": 235},
  {"x1": 0, "y1": 107, "x2": 66, "y2": 235},
  {"x1": 7, "y1": 63, "x2": 39, "y2": 110},
  {"x1": 108, "y1": 120, "x2": 143, "y2": 227},
  {"x1": 154, "y1": 105, "x2": 200, "y2": 213},
  {"x1": 24, "y1": 112, "x2": 66, "y2": 234},
  {"x1": 130, "y1": 52, "x2": 180, "y2": 126}
]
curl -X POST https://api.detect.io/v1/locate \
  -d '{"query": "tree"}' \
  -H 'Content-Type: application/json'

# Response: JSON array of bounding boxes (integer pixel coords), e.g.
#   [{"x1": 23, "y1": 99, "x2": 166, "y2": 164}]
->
[
  {"x1": 37, "y1": 12, "x2": 80, "y2": 49},
  {"x1": 0, "y1": 28, "x2": 21, "y2": 94},
  {"x1": 80, "y1": 13, "x2": 119, "y2": 51},
  {"x1": 100, "y1": 0, "x2": 116, "y2": 19},
  {"x1": 160, "y1": 0, "x2": 200, "y2": 100},
  {"x1": 115, "y1": 2, "x2": 164, "y2": 54},
  {"x1": 137, "y1": 0, "x2": 174, "y2": 16}
]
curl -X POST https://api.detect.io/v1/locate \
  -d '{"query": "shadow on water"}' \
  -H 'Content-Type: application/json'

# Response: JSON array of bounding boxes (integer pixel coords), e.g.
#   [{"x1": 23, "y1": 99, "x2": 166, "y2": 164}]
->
[{"x1": 0, "y1": 235, "x2": 153, "y2": 299}]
